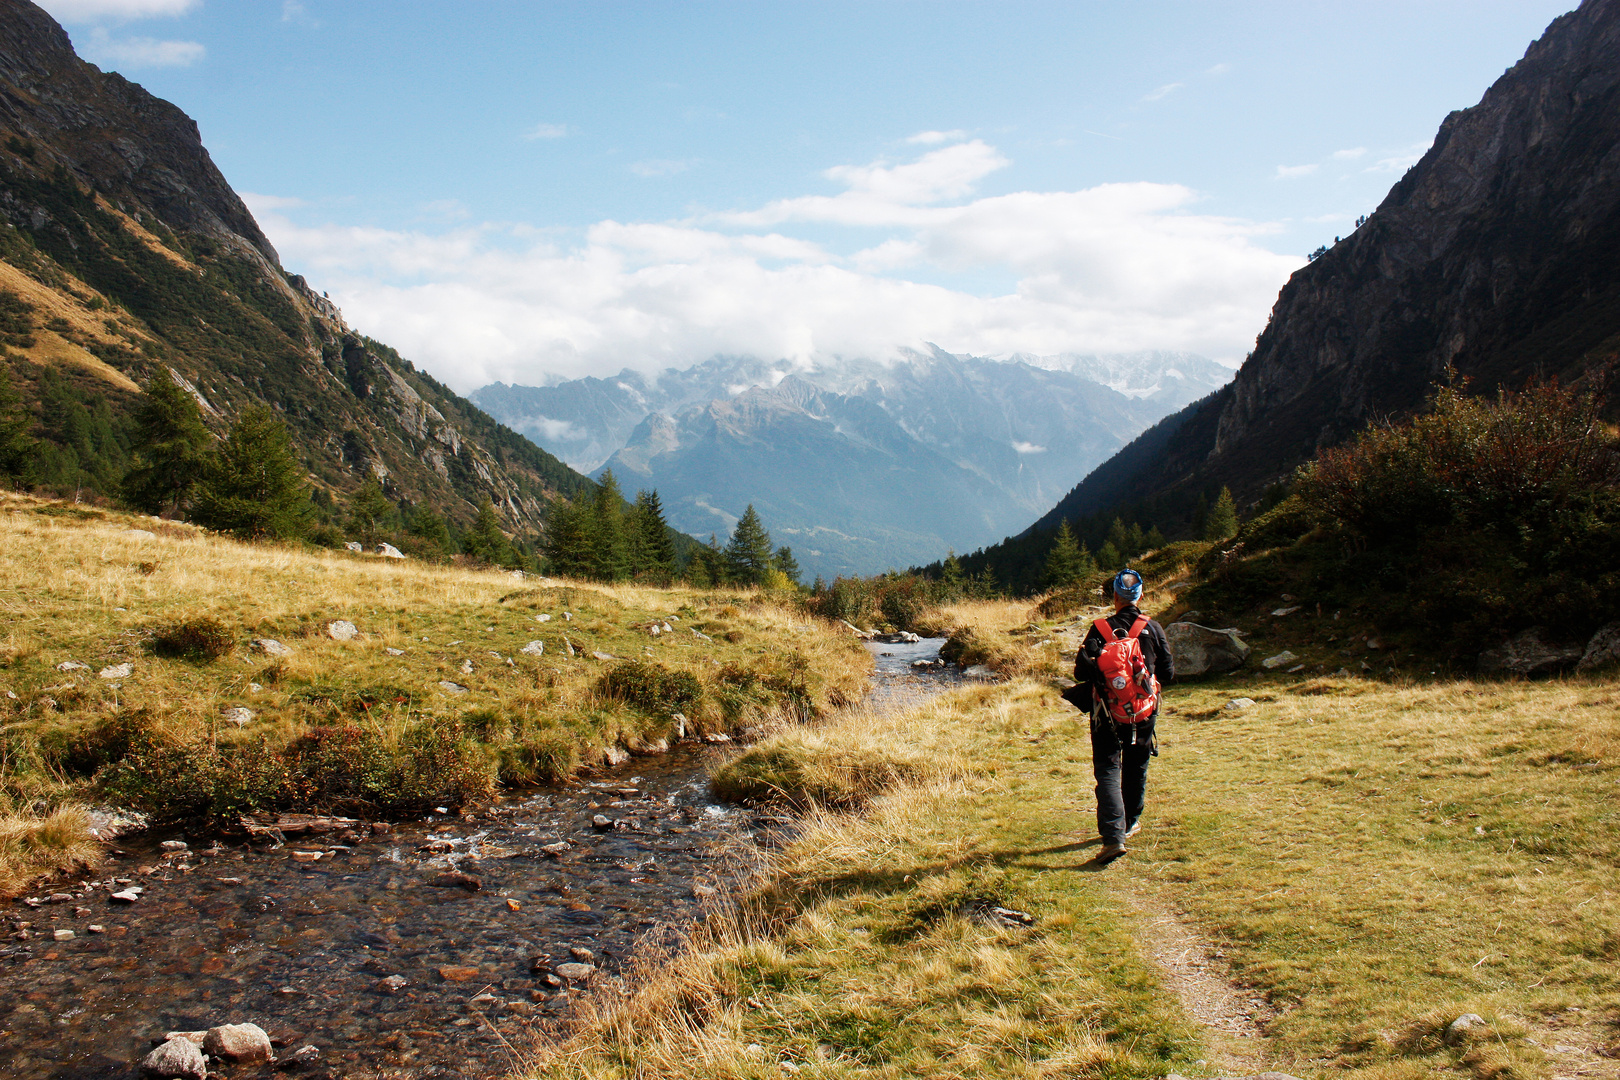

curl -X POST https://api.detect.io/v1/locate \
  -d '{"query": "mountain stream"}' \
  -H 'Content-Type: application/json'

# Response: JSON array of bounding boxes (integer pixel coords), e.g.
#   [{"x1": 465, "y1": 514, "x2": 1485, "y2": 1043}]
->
[{"x1": 0, "y1": 638, "x2": 964, "y2": 1079}]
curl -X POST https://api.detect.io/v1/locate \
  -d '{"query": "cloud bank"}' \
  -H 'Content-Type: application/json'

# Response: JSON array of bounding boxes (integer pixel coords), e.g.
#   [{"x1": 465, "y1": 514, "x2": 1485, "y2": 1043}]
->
[{"x1": 247, "y1": 136, "x2": 1302, "y2": 393}]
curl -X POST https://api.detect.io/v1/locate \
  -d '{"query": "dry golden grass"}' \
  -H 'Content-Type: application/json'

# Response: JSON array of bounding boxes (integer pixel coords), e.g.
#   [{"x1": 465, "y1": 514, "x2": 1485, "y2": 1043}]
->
[
  {"x1": 921, "y1": 598, "x2": 1070, "y2": 680},
  {"x1": 0, "y1": 492, "x2": 870, "y2": 895},
  {"x1": 521, "y1": 680, "x2": 1201, "y2": 1080},
  {"x1": 0, "y1": 804, "x2": 100, "y2": 898}
]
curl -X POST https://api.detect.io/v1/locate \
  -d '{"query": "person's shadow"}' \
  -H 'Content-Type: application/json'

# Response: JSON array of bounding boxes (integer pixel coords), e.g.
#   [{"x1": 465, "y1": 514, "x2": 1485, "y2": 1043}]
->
[{"x1": 992, "y1": 838, "x2": 1121, "y2": 873}]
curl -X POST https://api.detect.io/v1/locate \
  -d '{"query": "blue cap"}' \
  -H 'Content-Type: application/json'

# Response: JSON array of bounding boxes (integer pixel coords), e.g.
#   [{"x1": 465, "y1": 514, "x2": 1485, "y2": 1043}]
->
[{"x1": 1113, "y1": 568, "x2": 1144, "y2": 603}]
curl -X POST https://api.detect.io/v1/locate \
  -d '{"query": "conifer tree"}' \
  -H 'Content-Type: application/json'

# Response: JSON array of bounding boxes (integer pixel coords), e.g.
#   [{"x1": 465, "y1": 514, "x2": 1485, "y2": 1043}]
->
[
  {"x1": 346, "y1": 475, "x2": 394, "y2": 546},
  {"x1": 541, "y1": 496, "x2": 593, "y2": 577},
  {"x1": 589, "y1": 470, "x2": 630, "y2": 581},
  {"x1": 724, "y1": 505, "x2": 774, "y2": 586},
  {"x1": 690, "y1": 534, "x2": 725, "y2": 586},
  {"x1": 1097, "y1": 540, "x2": 1123, "y2": 572},
  {"x1": 406, "y1": 503, "x2": 453, "y2": 555},
  {"x1": 941, "y1": 549, "x2": 966, "y2": 596},
  {"x1": 773, "y1": 544, "x2": 801, "y2": 586},
  {"x1": 190, "y1": 406, "x2": 310, "y2": 540},
  {"x1": 121, "y1": 368, "x2": 210, "y2": 514},
  {"x1": 0, "y1": 364, "x2": 36, "y2": 490},
  {"x1": 1105, "y1": 517, "x2": 1131, "y2": 559},
  {"x1": 1205, "y1": 486, "x2": 1239, "y2": 540},
  {"x1": 1043, "y1": 520, "x2": 1085, "y2": 589},
  {"x1": 462, "y1": 498, "x2": 512, "y2": 565},
  {"x1": 635, "y1": 489, "x2": 676, "y2": 574},
  {"x1": 1145, "y1": 525, "x2": 1166, "y2": 551}
]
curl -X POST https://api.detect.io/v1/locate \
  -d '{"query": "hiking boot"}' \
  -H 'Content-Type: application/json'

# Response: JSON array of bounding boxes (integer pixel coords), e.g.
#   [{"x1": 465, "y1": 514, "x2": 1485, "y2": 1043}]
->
[
  {"x1": 1096, "y1": 843, "x2": 1128, "y2": 864},
  {"x1": 1125, "y1": 821, "x2": 1142, "y2": 839}
]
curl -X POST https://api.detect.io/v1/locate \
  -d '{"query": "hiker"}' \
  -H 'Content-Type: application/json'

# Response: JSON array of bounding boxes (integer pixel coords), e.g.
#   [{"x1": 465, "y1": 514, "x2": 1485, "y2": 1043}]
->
[{"x1": 1073, "y1": 568, "x2": 1173, "y2": 864}]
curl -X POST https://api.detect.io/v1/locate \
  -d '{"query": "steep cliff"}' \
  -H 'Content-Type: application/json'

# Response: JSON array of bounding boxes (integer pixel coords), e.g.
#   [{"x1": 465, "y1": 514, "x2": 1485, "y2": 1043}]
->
[
  {"x1": 1031, "y1": 0, "x2": 1620, "y2": 540},
  {"x1": 0, "y1": 0, "x2": 590, "y2": 529}
]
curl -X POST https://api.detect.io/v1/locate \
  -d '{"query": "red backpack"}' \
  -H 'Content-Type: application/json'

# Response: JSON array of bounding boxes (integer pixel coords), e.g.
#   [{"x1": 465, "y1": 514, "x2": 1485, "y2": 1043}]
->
[{"x1": 1092, "y1": 616, "x2": 1161, "y2": 724}]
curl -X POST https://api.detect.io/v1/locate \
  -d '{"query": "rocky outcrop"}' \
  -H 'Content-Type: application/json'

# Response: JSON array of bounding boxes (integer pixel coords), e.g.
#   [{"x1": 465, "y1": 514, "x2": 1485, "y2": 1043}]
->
[
  {"x1": 1477, "y1": 627, "x2": 1585, "y2": 676},
  {"x1": 1164, "y1": 622, "x2": 1251, "y2": 676}
]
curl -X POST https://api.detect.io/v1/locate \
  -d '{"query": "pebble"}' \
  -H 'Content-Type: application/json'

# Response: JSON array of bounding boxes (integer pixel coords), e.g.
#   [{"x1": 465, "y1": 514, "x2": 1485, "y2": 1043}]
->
[
  {"x1": 53, "y1": 928, "x2": 74, "y2": 941},
  {"x1": 439, "y1": 965, "x2": 482, "y2": 982},
  {"x1": 109, "y1": 889, "x2": 142, "y2": 903},
  {"x1": 553, "y1": 962, "x2": 595, "y2": 980},
  {"x1": 427, "y1": 871, "x2": 481, "y2": 891},
  {"x1": 291, "y1": 850, "x2": 323, "y2": 863},
  {"x1": 592, "y1": 814, "x2": 614, "y2": 830},
  {"x1": 251, "y1": 638, "x2": 293, "y2": 656},
  {"x1": 286, "y1": 1045, "x2": 321, "y2": 1068},
  {"x1": 569, "y1": 946, "x2": 594, "y2": 961},
  {"x1": 376, "y1": 975, "x2": 409, "y2": 994},
  {"x1": 385, "y1": 647, "x2": 404, "y2": 656}
]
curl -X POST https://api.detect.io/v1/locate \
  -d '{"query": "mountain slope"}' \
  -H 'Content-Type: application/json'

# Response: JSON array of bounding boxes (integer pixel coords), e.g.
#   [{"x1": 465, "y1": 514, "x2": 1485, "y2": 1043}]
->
[
  {"x1": 994, "y1": 0, "x2": 1620, "y2": 571},
  {"x1": 0, "y1": 0, "x2": 593, "y2": 531}
]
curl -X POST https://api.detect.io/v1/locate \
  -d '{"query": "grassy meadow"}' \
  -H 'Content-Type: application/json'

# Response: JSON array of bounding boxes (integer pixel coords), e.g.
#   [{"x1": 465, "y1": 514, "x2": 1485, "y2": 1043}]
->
[
  {"x1": 526, "y1": 670, "x2": 1620, "y2": 1080},
  {"x1": 0, "y1": 492, "x2": 870, "y2": 895}
]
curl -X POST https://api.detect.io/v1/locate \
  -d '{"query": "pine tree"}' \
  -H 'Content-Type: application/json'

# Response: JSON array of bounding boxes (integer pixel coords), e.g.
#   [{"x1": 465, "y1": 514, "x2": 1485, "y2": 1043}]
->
[
  {"x1": 636, "y1": 489, "x2": 676, "y2": 574},
  {"x1": 1097, "y1": 540, "x2": 1123, "y2": 572},
  {"x1": 1205, "y1": 486, "x2": 1239, "y2": 540},
  {"x1": 190, "y1": 406, "x2": 310, "y2": 540},
  {"x1": 589, "y1": 470, "x2": 630, "y2": 581},
  {"x1": 0, "y1": 363, "x2": 36, "y2": 490},
  {"x1": 1105, "y1": 517, "x2": 1131, "y2": 559},
  {"x1": 941, "y1": 549, "x2": 966, "y2": 596},
  {"x1": 724, "y1": 505, "x2": 774, "y2": 586},
  {"x1": 121, "y1": 368, "x2": 210, "y2": 514},
  {"x1": 541, "y1": 496, "x2": 593, "y2": 577},
  {"x1": 690, "y1": 534, "x2": 725, "y2": 586},
  {"x1": 346, "y1": 475, "x2": 394, "y2": 546},
  {"x1": 773, "y1": 545, "x2": 802, "y2": 586},
  {"x1": 1125, "y1": 521, "x2": 1146, "y2": 556},
  {"x1": 1144, "y1": 525, "x2": 1166, "y2": 551},
  {"x1": 462, "y1": 498, "x2": 512, "y2": 565},
  {"x1": 1043, "y1": 521, "x2": 1085, "y2": 589},
  {"x1": 406, "y1": 503, "x2": 453, "y2": 555}
]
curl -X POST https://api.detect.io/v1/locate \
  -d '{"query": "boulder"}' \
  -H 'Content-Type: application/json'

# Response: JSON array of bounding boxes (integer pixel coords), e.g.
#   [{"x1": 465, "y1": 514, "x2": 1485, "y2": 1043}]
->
[
  {"x1": 98, "y1": 662, "x2": 133, "y2": 679},
  {"x1": 535, "y1": 613, "x2": 551, "y2": 622},
  {"x1": 1163, "y1": 622, "x2": 1250, "y2": 676},
  {"x1": 251, "y1": 638, "x2": 293, "y2": 656},
  {"x1": 1577, "y1": 621, "x2": 1620, "y2": 671},
  {"x1": 1446, "y1": 1013, "x2": 1487, "y2": 1044},
  {"x1": 437, "y1": 681, "x2": 469, "y2": 696},
  {"x1": 520, "y1": 641, "x2": 545, "y2": 657},
  {"x1": 140, "y1": 1037, "x2": 207, "y2": 1080},
  {"x1": 343, "y1": 541, "x2": 363, "y2": 552},
  {"x1": 1260, "y1": 650, "x2": 1297, "y2": 670},
  {"x1": 377, "y1": 543, "x2": 405, "y2": 559},
  {"x1": 1477, "y1": 627, "x2": 1583, "y2": 676},
  {"x1": 326, "y1": 620, "x2": 359, "y2": 642},
  {"x1": 56, "y1": 661, "x2": 89, "y2": 672},
  {"x1": 203, "y1": 1023, "x2": 273, "y2": 1065},
  {"x1": 1225, "y1": 698, "x2": 1256, "y2": 711}
]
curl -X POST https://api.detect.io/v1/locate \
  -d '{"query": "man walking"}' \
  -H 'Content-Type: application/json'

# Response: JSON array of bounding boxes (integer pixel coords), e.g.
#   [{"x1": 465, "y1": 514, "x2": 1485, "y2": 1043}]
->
[{"x1": 1073, "y1": 568, "x2": 1173, "y2": 864}]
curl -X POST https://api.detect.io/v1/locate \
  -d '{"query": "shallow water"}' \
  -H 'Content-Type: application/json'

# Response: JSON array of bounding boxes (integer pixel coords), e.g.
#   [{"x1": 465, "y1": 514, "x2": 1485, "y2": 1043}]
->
[{"x1": 0, "y1": 641, "x2": 957, "y2": 1079}]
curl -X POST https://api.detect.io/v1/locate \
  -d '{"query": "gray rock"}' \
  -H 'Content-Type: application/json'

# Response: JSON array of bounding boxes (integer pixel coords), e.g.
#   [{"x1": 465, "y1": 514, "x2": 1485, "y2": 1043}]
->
[
  {"x1": 384, "y1": 647, "x2": 404, "y2": 656},
  {"x1": 285, "y1": 1045, "x2": 320, "y2": 1068},
  {"x1": 1260, "y1": 650, "x2": 1298, "y2": 670},
  {"x1": 569, "y1": 946, "x2": 595, "y2": 961},
  {"x1": 221, "y1": 706, "x2": 254, "y2": 727},
  {"x1": 56, "y1": 661, "x2": 89, "y2": 672},
  {"x1": 1577, "y1": 620, "x2": 1620, "y2": 671},
  {"x1": 962, "y1": 664, "x2": 995, "y2": 678},
  {"x1": 1271, "y1": 606, "x2": 1302, "y2": 617},
  {"x1": 1446, "y1": 1013, "x2": 1487, "y2": 1044},
  {"x1": 1224, "y1": 697, "x2": 1256, "y2": 711},
  {"x1": 520, "y1": 641, "x2": 545, "y2": 657},
  {"x1": 592, "y1": 814, "x2": 614, "y2": 830},
  {"x1": 160, "y1": 840, "x2": 188, "y2": 852},
  {"x1": 251, "y1": 638, "x2": 293, "y2": 656},
  {"x1": 140, "y1": 1038, "x2": 207, "y2": 1080},
  {"x1": 327, "y1": 620, "x2": 359, "y2": 642},
  {"x1": 535, "y1": 613, "x2": 551, "y2": 622},
  {"x1": 110, "y1": 889, "x2": 142, "y2": 903},
  {"x1": 98, "y1": 662, "x2": 133, "y2": 679},
  {"x1": 437, "y1": 681, "x2": 469, "y2": 695},
  {"x1": 204, "y1": 1022, "x2": 273, "y2": 1064},
  {"x1": 603, "y1": 744, "x2": 629, "y2": 765},
  {"x1": 377, "y1": 543, "x2": 405, "y2": 559},
  {"x1": 1478, "y1": 627, "x2": 1583, "y2": 676},
  {"x1": 554, "y1": 962, "x2": 595, "y2": 980},
  {"x1": 344, "y1": 541, "x2": 363, "y2": 552},
  {"x1": 591, "y1": 651, "x2": 618, "y2": 661},
  {"x1": 459, "y1": 658, "x2": 474, "y2": 674},
  {"x1": 376, "y1": 974, "x2": 408, "y2": 994},
  {"x1": 1164, "y1": 622, "x2": 1250, "y2": 676}
]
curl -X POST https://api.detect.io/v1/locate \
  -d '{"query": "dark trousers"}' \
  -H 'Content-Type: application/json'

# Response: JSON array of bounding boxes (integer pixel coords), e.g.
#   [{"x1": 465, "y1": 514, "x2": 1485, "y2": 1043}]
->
[{"x1": 1091, "y1": 711, "x2": 1156, "y2": 845}]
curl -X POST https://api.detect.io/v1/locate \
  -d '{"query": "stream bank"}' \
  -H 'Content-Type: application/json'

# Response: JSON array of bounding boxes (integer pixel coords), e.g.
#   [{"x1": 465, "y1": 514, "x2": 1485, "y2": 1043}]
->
[{"x1": 0, "y1": 639, "x2": 964, "y2": 1079}]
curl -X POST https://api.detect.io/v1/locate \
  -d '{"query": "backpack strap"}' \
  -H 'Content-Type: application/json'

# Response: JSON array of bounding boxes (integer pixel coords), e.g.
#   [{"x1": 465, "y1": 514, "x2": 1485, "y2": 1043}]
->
[
  {"x1": 1092, "y1": 618, "x2": 1115, "y2": 641},
  {"x1": 1125, "y1": 615, "x2": 1150, "y2": 640}
]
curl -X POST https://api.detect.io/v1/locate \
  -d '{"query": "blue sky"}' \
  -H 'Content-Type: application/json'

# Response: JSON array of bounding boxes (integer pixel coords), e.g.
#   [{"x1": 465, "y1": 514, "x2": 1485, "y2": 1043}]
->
[{"x1": 42, "y1": 0, "x2": 1579, "y2": 391}]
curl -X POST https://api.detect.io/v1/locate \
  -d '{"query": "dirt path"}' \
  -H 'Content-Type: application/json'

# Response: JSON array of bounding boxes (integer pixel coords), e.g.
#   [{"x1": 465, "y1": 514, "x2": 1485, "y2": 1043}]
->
[{"x1": 1124, "y1": 888, "x2": 1283, "y2": 1077}]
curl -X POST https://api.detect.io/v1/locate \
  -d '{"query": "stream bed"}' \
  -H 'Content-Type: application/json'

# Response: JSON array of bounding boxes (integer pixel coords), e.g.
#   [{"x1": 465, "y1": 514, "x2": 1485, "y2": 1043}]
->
[{"x1": 0, "y1": 639, "x2": 962, "y2": 1079}]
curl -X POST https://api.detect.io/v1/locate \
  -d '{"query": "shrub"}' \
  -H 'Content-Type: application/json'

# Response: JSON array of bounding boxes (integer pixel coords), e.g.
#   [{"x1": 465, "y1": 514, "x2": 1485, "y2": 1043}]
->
[
  {"x1": 151, "y1": 616, "x2": 235, "y2": 660},
  {"x1": 499, "y1": 729, "x2": 580, "y2": 784},
  {"x1": 598, "y1": 661, "x2": 703, "y2": 718}
]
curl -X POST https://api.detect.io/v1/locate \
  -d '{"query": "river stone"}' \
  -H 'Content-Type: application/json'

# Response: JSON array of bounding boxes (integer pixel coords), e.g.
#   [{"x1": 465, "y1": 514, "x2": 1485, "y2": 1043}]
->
[
  {"x1": 327, "y1": 620, "x2": 359, "y2": 641},
  {"x1": 603, "y1": 744, "x2": 629, "y2": 765},
  {"x1": 1577, "y1": 620, "x2": 1620, "y2": 671},
  {"x1": 1477, "y1": 627, "x2": 1583, "y2": 676},
  {"x1": 1164, "y1": 622, "x2": 1250, "y2": 676},
  {"x1": 375, "y1": 974, "x2": 408, "y2": 994},
  {"x1": 204, "y1": 1023, "x2": 273, "y2": 1064},
  {"x1": 1260, "y1": 650, "x2": 1298, "y2": 670},
  {"x1": 286, "y1": 1045, "x2": 320, "y2": 1068},
  {"x1": 439, "y1": 965, "x2": 481, "y2": 982},
  {"x1": 591, "y1": 814, "x2": 614, "y2": 830},
  {"x1": 251, "y1": 638, "x2": 293, "y2": 656},
  {"x1": 554, "y1": 962, "x2": 595, "y2": 980},
  {"x1": 520, "y1": 641, "x2": 545, "y2": 657},
  {"x1": 99, "y1": 662, "x2": 133, "y2": 679},
  {"x1": 141, "y1": 1038, "x2": 207, "y2": 1079},
  {"x1": 428, "y1": 871, "x2": 481, "y2": 891},
  {"x1": 377, "y1": 542, "x2": 405, "y2": 558}
]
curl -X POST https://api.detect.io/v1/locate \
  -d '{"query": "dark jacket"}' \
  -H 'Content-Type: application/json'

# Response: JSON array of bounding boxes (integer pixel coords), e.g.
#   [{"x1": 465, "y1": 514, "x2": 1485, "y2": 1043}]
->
[{"x1": 1072, "y1": 604, "x2": 1174, "y2": 714}]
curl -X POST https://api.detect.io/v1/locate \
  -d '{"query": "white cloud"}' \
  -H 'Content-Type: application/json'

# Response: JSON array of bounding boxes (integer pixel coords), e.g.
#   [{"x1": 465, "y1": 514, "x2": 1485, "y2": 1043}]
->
[
  {"x1": 1142, "y1": 82, "x2": 1184, "y2": 102},
  {"x1": 524, "y1": 123, "x2": 568, "y2": 140},
  {"x1": 630, "y1": 158, "x2": 693, "y2": 177},
  {"x1": 1012, "y1": 442, "x2": 1046, "y2": 455},
  {"x1": 1366, "y1": 142, "x2": 1432, "y2": 173},
  {"x1": 38, "y1": 0, "x2": 196, "y2": 20},
  {"x1": 1331, "y1": 147, "x2": 1367, "y2": 160},
  {"x1": 906, "y1": 130, "x2": 967, "y2": 145},
  {"x1": 81, "y1": 26, "x2": 204, "y2": 67},
  {"x1": 1205, "y1": 63, "x2": 1231, "y2": 76},
  {"x1": 241, "y1": 192, "x2": 305, "y2": 212},
  {"x1": 1274, "y1": 163, "x2": 1319, "y2": 180},
  {"x1": 252, "y1": 140, "x2": 1301, "y2": 392}
]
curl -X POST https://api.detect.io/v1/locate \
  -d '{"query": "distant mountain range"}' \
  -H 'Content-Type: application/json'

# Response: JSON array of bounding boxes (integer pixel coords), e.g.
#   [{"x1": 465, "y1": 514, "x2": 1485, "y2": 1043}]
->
[
  {"x1": 955, "y1": 0, "x2": 1620, "y2": 591},
  {"x1": 473, "y1": 349, "x2": 1232, "y2": 580}
]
